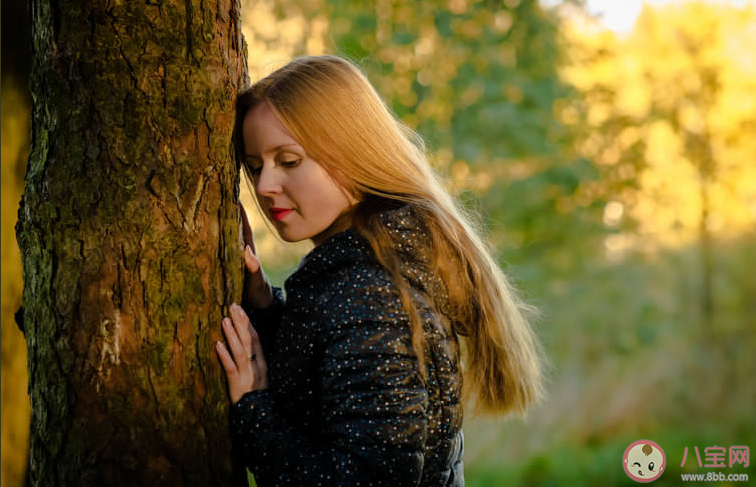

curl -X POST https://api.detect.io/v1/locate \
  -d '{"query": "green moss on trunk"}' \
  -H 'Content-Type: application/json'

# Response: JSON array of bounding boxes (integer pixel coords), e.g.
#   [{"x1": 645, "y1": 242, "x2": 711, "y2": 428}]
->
[{"x1": 17, "y1": 0, "x2": 249, "y2": 484}]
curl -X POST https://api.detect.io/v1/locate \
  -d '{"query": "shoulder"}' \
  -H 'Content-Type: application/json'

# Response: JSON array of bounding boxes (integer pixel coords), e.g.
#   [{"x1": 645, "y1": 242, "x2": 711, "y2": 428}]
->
[
  {"x1": 318, "y1": 260, "x2": 405, "y2": 326},
  {"x1": 312, "y1": 260, "x2": 424, "y2": 358}
]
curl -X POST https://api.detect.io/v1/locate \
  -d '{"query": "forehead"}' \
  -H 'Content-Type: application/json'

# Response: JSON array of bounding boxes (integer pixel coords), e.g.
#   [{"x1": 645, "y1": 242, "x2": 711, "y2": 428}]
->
[{"x1": 242, "y1": 101, "x2": 300, "y2": 154}]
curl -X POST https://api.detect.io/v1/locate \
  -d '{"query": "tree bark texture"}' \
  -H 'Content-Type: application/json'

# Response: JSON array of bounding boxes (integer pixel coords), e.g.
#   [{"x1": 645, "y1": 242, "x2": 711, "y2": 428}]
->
[{"x1": 16, "y1": 0, "x2": 248, "y2": 484}]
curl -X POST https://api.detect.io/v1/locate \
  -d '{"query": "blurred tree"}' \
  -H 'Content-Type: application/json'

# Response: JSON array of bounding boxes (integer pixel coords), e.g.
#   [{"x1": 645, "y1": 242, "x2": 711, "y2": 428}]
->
[
  {"x1": 1, "y1": 0, "x2": 32, "y2": 485},
  {"x1": 1, "y1": 89, "x2": 31, "y2": 487},
  {"x1": 15, "y1": 0, "x2": 248, "y2": 484},
  {"x1": 243, "y1": 0, "x2": 604, "y2": 281},
  {"x1": 561, "y1": 2, "x2": 756, "y2": 330},
  {"x1": 327, "y1": 0, "x2": 604, "y2": 275}
]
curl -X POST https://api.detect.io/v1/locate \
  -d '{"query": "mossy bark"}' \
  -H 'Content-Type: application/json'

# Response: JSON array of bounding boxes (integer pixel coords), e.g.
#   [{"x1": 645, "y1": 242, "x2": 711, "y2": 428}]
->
[{"x1": 16, "y1": 0, "x2": 248, "y2": 484}]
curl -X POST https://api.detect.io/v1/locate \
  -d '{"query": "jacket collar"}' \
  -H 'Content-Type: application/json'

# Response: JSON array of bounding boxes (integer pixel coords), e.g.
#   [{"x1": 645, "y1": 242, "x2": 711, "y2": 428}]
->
[{"x1": 285, "y1": 204, "x2": 424, "y2": 288}]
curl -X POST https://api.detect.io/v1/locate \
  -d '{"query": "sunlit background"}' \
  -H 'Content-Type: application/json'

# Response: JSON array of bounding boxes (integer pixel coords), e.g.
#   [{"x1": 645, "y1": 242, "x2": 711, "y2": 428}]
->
[{"x1": 3, "y1": 0, "x2": 754, "y2": 485}]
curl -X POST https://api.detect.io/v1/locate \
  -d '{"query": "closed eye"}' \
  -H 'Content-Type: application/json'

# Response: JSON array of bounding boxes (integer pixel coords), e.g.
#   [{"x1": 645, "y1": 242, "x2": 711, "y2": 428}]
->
[
  {"x1": 246, "y1": 158, "x2": 300, "y2": 177},
  {"x1": 632, "y1": 462, "x2": 641, "y2": 467}
]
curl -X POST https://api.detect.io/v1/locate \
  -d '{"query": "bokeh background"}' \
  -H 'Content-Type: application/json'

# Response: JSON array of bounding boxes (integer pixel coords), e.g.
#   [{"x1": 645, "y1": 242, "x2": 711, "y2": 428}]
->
[{"x1": 2, "y1": 0, "x2": 754, "y2": 485}]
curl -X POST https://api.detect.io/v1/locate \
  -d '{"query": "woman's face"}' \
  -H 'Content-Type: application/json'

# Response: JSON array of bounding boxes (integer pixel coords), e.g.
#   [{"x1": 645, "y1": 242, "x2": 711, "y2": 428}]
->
[{"x1": 242, "y1": 100, "x2": 357, "y2": 246}]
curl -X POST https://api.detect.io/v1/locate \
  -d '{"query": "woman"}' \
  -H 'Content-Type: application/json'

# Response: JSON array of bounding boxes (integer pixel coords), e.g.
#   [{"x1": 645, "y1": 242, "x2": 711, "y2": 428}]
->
[{"x1": 215, "y1": 55, "x2": 543, "y2": 486}]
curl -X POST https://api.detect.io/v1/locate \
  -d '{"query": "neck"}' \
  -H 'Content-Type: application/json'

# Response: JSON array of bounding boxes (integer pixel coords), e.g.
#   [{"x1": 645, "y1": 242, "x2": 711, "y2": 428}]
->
[{"x1": 310, "y1": 209, "x2": 354, "y2": 247}]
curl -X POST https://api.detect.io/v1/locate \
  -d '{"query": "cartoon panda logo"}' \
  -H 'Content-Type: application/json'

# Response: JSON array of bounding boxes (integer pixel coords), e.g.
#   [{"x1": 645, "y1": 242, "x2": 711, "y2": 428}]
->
[{"x1": 623, "y1": 439, "x2": 666, "y2": 482}]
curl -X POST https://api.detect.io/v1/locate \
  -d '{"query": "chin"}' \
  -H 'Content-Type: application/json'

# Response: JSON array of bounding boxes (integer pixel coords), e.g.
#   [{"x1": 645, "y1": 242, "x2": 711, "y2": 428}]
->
[{"x1": 276, "y1": 231, "x2": 307, "y2": 243}]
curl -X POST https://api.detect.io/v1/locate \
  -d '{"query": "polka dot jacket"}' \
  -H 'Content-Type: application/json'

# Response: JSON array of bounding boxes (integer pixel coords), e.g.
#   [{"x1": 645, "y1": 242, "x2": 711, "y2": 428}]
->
[{"x1": 231, "y1": 204, "x2": 464, "y2": 486}]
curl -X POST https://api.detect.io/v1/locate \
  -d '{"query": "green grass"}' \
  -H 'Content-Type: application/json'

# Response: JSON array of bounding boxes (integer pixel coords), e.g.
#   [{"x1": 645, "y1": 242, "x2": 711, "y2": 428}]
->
[
  {"x1": 461, "y1": 235, "x2": 756, "y2": 487},
  {"x1": 466, "y1": 428, "x2": 755, "y2": 487}
]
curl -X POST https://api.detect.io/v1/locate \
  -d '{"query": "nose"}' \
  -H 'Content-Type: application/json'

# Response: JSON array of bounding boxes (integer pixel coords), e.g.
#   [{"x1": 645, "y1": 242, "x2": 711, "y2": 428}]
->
[{"x1": 255, "y1": 163, "x2": 283, "y2": 198}]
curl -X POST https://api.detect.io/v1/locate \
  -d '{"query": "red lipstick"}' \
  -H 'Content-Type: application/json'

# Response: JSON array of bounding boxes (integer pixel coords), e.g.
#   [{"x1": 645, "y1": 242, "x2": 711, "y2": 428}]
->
[{"x1": 269, "y1": 207, "x2": 293, "y2": 221}]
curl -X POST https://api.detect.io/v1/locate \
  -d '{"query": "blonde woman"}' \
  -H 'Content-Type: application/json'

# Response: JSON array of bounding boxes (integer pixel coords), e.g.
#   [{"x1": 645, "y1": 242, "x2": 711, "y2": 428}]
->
[{"x1": 215, "y1": 55, "x2": 543, "y2": 486}]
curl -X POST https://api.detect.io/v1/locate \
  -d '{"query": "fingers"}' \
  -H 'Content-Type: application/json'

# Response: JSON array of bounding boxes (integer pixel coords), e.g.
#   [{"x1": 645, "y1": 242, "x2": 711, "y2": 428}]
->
[
  {"x1": 242, "y1": 247, "x2": 274, "y2": 309},
  {"x1": 240, "y1": 205, "x2": 256, "y2": 254},
  {"x1": 244, "y1": 245, "x2": 260, "y2": 274},
  {"x1": 239, "y1": 204, "x2": 273, "y2": 307},
  {"x1": 215, "y1": 340, "x2": 245, "y2": 403},
  {"x1": 222, "y1": 316, "x2": 247, "y2": 366},
  {"x1": 215, "y1": 341, "x2": 237, "y2": 376},
  {"x1": 217, "y1": 303, "x2": 268, "y2": 402},
  {"x1": 225, "y1": 303, "x2": 267, "y2": 374},
  {"x1": 230, "y1": 304, "x2": 253, "y2": 352}
]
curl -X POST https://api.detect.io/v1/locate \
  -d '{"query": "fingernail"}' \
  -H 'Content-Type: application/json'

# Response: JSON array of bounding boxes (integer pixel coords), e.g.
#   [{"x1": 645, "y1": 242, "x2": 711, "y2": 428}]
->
[{"x1": 244, "y1": 246, "x2": 254, "y2": 263}]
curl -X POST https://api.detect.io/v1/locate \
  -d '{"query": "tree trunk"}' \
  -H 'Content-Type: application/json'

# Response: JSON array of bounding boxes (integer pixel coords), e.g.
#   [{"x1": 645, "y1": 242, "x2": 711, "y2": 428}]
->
[
  {"x1": 16, "y1": 0, "x2": 248, "y2": 484},
  {"x1": 699, "y1": 175, "x2": 714, "y2": 332}
]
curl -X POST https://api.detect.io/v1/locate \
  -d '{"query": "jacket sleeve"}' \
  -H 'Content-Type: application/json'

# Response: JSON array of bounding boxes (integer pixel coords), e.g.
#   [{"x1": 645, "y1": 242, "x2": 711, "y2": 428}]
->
[
  {"x1": 231, "y1": 281, "x2": 429, "y2": 486},
  {"x1": 243, "y1": 286, "x2": 285, "y2": 355}
]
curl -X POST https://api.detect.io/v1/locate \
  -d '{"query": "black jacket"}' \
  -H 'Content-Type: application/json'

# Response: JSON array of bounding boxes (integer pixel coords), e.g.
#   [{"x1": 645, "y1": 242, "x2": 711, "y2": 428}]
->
[{"x1": 231, "y1": 204, "x2": 464, "y2": 486}]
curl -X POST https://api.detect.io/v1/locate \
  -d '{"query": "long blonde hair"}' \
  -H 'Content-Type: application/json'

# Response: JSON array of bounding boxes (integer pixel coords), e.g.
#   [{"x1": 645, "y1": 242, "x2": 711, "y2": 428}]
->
[{"x1": 233, "y1": 55, "x2": 543, "y2": 415}]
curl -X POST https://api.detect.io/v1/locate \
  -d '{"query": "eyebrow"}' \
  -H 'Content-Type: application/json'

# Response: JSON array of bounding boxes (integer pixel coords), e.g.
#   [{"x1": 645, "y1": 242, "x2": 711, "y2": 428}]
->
[{"x1": 244, "y1": 144, "x2": 301, "y2": 159}]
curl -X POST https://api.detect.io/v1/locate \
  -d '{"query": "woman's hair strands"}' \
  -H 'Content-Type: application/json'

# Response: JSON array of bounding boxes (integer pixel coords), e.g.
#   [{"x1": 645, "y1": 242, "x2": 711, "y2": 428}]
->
[{"x1": 233, "y1": 55, "x2": 544, "y2": 416}]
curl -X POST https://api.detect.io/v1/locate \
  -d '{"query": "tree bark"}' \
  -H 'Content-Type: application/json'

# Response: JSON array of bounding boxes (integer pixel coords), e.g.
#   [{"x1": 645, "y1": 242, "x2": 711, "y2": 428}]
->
[{"x1": 16, "y1": 0, "x2": 248, "y2": 484}]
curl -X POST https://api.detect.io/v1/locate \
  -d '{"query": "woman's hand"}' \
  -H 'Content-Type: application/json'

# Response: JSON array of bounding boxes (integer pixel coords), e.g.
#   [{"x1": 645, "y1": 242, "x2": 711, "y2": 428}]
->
[
  {"x1": 240, "y1": 204, "x2": 274, "y2": 309},
  {"x1": 216, "y1": 303, "x2": 268, "y2": 403}
]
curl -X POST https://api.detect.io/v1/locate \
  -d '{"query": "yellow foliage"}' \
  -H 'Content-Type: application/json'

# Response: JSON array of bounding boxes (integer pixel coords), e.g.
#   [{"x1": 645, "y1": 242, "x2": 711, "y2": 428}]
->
[
  {"x1": 241, "y1": 0, "x2": 328, "y2": 80},
  {"x1": 562, "y1": 2, "x2": 756, "y2": 248},
  {"x1": 1, "y1": 83, "x2": 31, "y2": 487}
]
